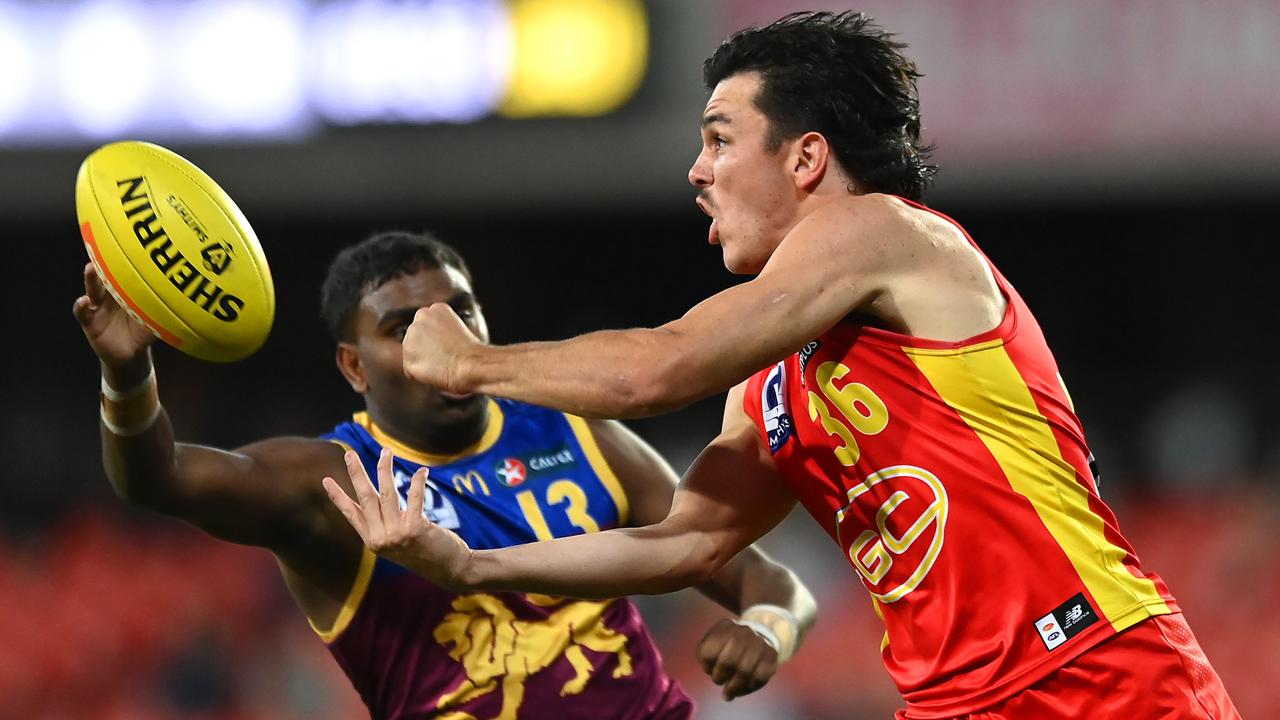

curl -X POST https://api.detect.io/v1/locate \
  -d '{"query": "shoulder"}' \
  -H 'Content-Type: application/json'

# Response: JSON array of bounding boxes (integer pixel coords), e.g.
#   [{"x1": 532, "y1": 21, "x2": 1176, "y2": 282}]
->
[
  {"x1": 579, "y1": 417, "x2": 638, "y2": 455},
  {"x1": 767, "y1": 194, "x2": 927, "y2": 273},
  {"x1": 578, "y1": 418, "x2": 667, "y2": 479},
  {"x1": 792, "y1": 194, "x2": 970, "y2": 270},
  {"x1": 811, "y1": 193, "x2": 942, "y2": 243}
]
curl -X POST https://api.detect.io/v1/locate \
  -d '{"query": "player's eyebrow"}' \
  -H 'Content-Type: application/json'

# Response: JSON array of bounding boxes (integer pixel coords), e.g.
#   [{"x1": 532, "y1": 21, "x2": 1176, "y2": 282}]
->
[
  {"x1": 378, "y1": 292, "x2": 476, "y2": 327},
  {"x1": 445, "y1": 290, "x2": 477, "y2": 311},
  {"x1": 377, "y1": 307, "x2": 419, "y2": 328},
  {"x1": 701, "y1": 112, "x2": 731, "y2": 128}
]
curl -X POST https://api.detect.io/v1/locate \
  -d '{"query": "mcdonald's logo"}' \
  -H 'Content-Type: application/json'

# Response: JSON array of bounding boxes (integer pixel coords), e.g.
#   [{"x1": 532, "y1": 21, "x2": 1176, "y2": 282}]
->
[{"x1": 452, "y1": 470, "x2": 491, "y2": 496}]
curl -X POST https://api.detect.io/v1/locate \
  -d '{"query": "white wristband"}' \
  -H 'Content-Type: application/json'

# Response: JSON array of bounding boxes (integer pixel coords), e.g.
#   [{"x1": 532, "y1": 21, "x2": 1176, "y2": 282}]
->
[
  {"x1": 101, "y1": 366, "x2": 155, "y2": 402},
  {"x1": 734, "y1": 618, "x2": 782, "y2": 653},
  {"x1": 737, "y1": 603, "x2": 801, "y2": 662},
  {"x1": 100, "y1": 401, "x2": 162, "y2": 436}
]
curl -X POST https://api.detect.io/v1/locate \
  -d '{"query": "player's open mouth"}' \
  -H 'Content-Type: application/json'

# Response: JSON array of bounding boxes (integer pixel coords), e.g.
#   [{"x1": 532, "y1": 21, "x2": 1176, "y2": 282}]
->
[
  {"x1": 439, "y1": 391, "x2": 475, "y2": 402},
  {"x1": 696, "y1": 198, "x2": 718, "y2": 244}
]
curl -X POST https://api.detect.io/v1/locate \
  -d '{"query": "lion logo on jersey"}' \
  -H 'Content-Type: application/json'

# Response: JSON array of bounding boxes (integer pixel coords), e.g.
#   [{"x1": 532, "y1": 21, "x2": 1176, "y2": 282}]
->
[{"x1": 433, "y1": 594, "x2": 633, "y2": 720}]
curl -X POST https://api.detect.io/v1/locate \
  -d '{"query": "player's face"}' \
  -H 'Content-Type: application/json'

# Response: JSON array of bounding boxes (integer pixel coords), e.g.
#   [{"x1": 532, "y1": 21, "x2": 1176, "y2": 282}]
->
[
  {"x1": 689, "y1": 72, "x2": 797, "y2": 274},
  {"x1": 347, "y1": 265, "x2": 490, "y2": 437}
]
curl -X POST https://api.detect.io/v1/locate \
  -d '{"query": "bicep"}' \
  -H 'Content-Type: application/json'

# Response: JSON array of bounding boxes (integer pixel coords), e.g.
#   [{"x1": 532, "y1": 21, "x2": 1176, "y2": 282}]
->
[
  {"x1": 658, "y1": 200, "x2": 894, "y2": 399},
  {"x1": 167, "y1": 437, "x2": 347, "y2": 549}
]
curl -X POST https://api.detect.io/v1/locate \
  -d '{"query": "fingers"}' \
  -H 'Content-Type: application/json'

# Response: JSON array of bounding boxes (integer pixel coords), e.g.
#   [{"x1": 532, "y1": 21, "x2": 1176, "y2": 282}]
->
[
  {"x1": 72, "y1": 295, "x2": 94, "y2": 326},
  {"x1": 697, "y1": 620, "x2": 779, "y2": 701},
  {"x1": 719, "y1": 654, "x2": 773, "y2": 700},
  {"x1": 322, "y1": 476, "x2": 369, "y2": 538},
  {"x1": 714, "y1": 642, "x2": 774, "y2": 700},
  {"x1": 376, "y1": 447, "x2": 401, "y2": 522},
  {"x1": 343, "y1": 449, "x2": 386, "y2": 540},
  {"x1": 83, "y1": 261, "x2": 108, "y2": 305},
  {"x1": 75, "y1": 263, "x2": 101, "y2": 326},
  {"x1": 406, "y1": 466, "x2": 429, "y2": 525}
]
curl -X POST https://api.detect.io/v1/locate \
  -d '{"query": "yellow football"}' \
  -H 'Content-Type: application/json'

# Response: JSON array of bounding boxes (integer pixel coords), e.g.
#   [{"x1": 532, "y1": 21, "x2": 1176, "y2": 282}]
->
[{"x1": 75, "y1": 141, "x2": 274, "y2": 362}]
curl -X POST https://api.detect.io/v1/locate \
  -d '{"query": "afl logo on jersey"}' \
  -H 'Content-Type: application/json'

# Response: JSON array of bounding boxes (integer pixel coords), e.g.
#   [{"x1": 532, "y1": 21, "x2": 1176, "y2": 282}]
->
[
  {"x1": 495, "y1": 458, "x2": 528, "y2": 487},
  {"x1": 762, "y1": 362, "x2": 793, "y2": 454}
]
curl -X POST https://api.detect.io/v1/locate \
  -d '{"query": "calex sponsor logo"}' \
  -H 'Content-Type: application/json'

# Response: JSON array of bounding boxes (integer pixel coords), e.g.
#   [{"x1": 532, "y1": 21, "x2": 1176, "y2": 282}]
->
[
  {"x1": 527, "y1": 447, "x2": 575, "y2": 473},
  {"x1": 797, "y1": 340, "x2": 821, "y2": 386},
  {"x1": 762, "y1": 362, "x2": 793, "y2": 454},
  {"x1": 495, "y1": 458, "x2": 528, "y2": 487}
]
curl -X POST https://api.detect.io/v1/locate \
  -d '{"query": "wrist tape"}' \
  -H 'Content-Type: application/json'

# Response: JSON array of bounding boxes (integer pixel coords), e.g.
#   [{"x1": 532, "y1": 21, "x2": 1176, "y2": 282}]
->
[
  {"x1": 100, "y1": 367, "x2": 161, "y2": 436},
  {"x1": 735, "y1": 603, "x2": 800, "y2": 662}
]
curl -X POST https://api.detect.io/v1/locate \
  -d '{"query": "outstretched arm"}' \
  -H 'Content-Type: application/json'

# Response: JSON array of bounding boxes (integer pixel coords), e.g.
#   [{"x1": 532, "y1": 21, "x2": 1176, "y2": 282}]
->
[
  {"x1": 401, "y1": 197, "x2": 900, "y2": 418},
  {"x1": 73, "y1": 262, "x2": 357, "y2": 564},
  {"x1": 323, "y1": 388, "x2": 797, "y2": 600}
]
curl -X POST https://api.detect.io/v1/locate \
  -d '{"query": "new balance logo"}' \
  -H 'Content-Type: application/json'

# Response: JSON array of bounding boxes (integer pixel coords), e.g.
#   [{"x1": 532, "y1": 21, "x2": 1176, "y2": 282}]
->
[
  {"x1": 1034, "y1": 593, "x2": 1098, "y2": 651},
  {"x1": 1065, "y1": 604, "x2": 1084, "y2": 625}
]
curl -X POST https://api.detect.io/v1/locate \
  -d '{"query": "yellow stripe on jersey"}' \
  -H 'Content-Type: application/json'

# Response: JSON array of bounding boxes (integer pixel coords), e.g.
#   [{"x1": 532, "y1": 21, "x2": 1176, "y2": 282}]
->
[
  {"x1": 906, "y1": 342, "x2": 1169, "y2": 632},
  {"x1": 353, "y1": 400, "x2": 505, "y2": 466},
  {"x1": 871, "y1": 597, "x2": 890, "y2": 652},
  {"x1": 312, "y1": 548, "x2": 378, "y2": 643},
  {"x1": 306, "y1": 438, "x2": 376, "y2": 642},
  {"x1": 564, "y1": 415, "x2": 630, "y2": 526}
]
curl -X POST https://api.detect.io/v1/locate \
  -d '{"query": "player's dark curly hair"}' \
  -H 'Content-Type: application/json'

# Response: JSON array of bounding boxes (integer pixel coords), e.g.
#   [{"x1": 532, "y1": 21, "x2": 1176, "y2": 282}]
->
[
  {"x1": 704, "y1": 11, "x2": 936, "y2": 200},
  {"x1": 320, "y1": 230, "x2": 472, "y2": 342}
]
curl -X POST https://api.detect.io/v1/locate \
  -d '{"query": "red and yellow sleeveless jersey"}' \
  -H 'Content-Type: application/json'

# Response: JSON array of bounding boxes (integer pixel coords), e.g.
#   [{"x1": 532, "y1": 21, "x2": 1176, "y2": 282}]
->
[{"x1": 742, "y1": 199, "x2": 1178, "y2": 718}]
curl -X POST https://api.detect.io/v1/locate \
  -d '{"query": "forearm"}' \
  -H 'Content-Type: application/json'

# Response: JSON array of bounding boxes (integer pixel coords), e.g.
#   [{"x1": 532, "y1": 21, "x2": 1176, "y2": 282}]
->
[
  {"x1": 694, "y1": 548, "x2": 816, "y2": 664},
  {"x1": 695, "y1": 547, "x2": 816, "y2": 625},
  {"x1": 461, "y1": 329, "x2": 711, "y2": 419},
  {"x1": 734, "y1": 556, "x2": 817, "y2": 645},
  {"x1": 457, "y1": 516, "x2": 729, "y2": 599},
  {"x1": 98, "y1": 352, "x2": 182, "y2": 508}
]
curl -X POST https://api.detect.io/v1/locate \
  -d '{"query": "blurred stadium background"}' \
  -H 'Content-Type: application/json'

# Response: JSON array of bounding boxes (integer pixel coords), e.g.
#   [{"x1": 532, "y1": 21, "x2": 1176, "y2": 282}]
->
[{"x1": 3, "y1": 0, "x2": 1278, "y2": 717}]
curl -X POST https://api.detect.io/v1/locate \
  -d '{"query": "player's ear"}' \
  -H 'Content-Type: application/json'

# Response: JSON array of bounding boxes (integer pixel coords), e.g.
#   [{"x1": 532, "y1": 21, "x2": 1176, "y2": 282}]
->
[
  {"x1": 791, "y1": 131, "x2": 830, "y2": 192},
  {"x1": 335, "y1": 342, "x2": 368, "y2": 393}
]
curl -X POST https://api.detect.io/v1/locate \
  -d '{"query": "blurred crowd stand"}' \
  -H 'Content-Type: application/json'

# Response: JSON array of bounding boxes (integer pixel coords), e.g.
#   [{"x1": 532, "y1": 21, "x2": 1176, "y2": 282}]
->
[{"x1": 0, "y1": 483, "x2": 1273, "y2": 719}]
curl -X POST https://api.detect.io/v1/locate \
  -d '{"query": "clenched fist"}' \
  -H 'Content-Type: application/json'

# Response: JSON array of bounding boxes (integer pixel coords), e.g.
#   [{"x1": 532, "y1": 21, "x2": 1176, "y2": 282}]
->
[
  {"x1": 696, "y1": 617, "x2": 781, "y2": 700},
  {"x1": 401, "y1": 303, "x2": 482, "y2": 393}
]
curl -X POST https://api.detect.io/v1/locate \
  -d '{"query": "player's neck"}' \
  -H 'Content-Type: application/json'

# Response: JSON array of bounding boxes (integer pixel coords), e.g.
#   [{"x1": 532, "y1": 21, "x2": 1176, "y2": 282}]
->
[{"x1": 365, "y1": 402, "x2": 492, "y2": 457}]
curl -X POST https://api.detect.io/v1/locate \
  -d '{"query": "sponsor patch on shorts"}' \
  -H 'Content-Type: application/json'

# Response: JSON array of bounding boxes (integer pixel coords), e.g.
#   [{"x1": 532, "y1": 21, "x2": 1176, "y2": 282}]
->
[{"x1": 1034, "y1": 592, "x2": 1099, "y2": 651}]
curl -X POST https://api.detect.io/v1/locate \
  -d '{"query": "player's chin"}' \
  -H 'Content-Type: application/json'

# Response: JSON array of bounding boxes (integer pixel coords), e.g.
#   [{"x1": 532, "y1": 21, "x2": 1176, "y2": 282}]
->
[
  {"x1": 721, "y1": 245, "x2": 763, "y2": 275},
  {"x1": 437, "y1": 391, "x2": 486, "y2": 414}
]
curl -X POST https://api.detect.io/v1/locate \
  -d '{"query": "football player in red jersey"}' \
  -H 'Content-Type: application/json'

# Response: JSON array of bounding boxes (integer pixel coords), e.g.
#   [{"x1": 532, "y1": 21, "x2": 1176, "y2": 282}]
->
[{"x1": 331, "y1": 11, "x2": 1239, "y2": 720}]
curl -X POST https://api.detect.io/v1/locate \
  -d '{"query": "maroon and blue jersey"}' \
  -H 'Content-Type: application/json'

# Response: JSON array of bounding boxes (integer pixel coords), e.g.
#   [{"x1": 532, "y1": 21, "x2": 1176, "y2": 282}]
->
[{"x1": 317, "y1": 398, "x2": 694, "y2": 720}]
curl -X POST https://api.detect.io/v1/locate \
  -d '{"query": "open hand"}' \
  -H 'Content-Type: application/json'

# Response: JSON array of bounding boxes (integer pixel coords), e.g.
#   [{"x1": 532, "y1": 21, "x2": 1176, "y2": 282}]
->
[
  {"x1": 322, "y1": 448, "x2": 475, "y2": 590},
  {"x1": 696, "y1": 618, "x2": 780, "y2": 701}
]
